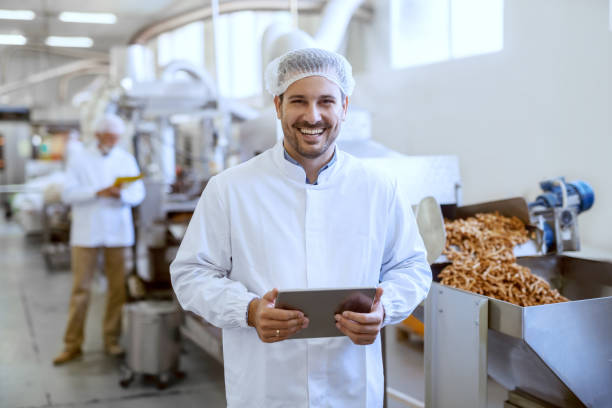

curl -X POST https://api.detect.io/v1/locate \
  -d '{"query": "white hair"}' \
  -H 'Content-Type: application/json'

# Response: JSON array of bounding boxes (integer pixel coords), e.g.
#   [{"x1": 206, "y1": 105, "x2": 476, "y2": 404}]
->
[{"x1": 95, "y1": 113, "x2": 125, "y2": 136}]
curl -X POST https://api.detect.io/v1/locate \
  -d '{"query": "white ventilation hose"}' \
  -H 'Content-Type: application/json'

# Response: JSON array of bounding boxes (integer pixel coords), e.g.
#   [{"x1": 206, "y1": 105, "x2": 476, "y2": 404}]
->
[{"x1": 314, "y1": 0, "x2": 365, "y2": 52}]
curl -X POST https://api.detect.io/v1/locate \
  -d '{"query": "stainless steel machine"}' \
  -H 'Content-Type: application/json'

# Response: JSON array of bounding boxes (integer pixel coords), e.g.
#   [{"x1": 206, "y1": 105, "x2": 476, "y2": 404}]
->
[
  {"x1": 422, "y1": 192, "x2": 611, "y2": 408},
  {"x1": 111, "y1": 45, "x2": 259, "y2": 286}
]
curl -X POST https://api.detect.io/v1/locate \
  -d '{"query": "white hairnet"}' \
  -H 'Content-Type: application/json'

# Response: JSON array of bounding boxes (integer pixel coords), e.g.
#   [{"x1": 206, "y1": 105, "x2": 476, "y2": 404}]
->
[
  {"x1": 95, "y1": 113, "x2": 125, "y2": 136},
  {"x1": 264, "y1": 48, "x2": 355, "y2": 97}
]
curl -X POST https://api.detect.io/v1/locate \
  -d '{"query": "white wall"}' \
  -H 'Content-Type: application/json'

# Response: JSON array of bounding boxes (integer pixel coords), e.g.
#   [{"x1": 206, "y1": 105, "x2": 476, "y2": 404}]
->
[{"x1": 350, "y1": 0, "x2": 612, "y2": 252}]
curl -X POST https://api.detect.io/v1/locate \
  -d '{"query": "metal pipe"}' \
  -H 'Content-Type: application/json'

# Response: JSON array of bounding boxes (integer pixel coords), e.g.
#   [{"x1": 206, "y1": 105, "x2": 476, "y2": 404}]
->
[
  {"x1": 128, "y1": 0, "x2": 373, "y2": 45},
  {"x1": 210, "y1": 0, "x2": 224, "y2": 112},
  {"x1": 0, "y1": 45, "x2": 107, "y2": 89},
  {"x1": 161, "y1": 62, "x2": 205, "y2": 82},
  {"x1": 290, "y1": 0, "x2": 298, "y2": 28},
  {"x1": 58, "y1": 68, "x2": 109, "y2": 102},
  {"x1": 0, "y1": 59, "x2": 109, "y2": 96}
]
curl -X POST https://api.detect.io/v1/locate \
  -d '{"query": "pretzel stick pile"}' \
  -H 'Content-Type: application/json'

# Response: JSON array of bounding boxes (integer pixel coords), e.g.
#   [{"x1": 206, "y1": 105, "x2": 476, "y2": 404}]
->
[{"x1": 439, "y1": 212, "x2": 568, "y2": 306}]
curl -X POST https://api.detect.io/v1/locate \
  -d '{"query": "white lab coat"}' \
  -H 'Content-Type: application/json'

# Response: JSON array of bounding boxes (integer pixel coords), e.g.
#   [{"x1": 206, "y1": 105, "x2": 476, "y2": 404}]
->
[
  {"x1": 171, "y1": 141, "x2": 431, "y2": 408},
  {"x1": 62, "y1": 145, "x2": 145, "y2": 247}
]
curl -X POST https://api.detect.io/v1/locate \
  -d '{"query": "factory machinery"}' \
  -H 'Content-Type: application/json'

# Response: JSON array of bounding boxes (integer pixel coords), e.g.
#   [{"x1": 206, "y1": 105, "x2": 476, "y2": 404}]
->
[
  {"x1": 421, "y1": 177, "x2": 611, "y2": 408},
  {"x1": 529, "y1": 178, "x2": 595, "y2": 253}
]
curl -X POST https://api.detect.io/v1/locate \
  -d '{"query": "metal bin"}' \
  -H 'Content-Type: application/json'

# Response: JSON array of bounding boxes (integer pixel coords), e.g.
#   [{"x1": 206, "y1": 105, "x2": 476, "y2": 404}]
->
[{"x1": 120, "y1": 300, "x2": 183, "y2": 389}]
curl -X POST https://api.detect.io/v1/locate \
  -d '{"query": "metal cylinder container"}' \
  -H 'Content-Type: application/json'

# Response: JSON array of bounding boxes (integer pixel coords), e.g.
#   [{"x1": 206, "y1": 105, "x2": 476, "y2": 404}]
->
[{"x1": 123, "y1": 300, "x2": 182, "y2": 375}]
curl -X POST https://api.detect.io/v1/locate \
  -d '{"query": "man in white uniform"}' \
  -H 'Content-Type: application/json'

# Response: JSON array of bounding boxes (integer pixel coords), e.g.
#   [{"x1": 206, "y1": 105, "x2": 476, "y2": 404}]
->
[
  {"x1": 53, "y1": 113, "x2": 145, "y2": 365},
  {"x1": 171, "y1": 48, "x2": 431, "y2": 407}
]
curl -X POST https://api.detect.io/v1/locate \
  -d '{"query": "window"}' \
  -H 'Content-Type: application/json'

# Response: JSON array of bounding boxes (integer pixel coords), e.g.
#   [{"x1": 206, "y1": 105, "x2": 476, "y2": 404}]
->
[
  {"x1": 156, "y1": 11, "x2": 292, "y2": 99},
  {"x1": 158, "y1": 21, "x2": 205, "y2": 72},
  {"x1": 214, "y1": 11, "x2": 292, "y2": 99},
  {"x1": 391, "y1": 0, "x2": 504, "y2": 69}
]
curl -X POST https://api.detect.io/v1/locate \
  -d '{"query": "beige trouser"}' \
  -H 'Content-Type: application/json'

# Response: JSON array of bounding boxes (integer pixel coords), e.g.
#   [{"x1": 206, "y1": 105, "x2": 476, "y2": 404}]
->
[{"x1": 62, "y1": 246, "x2": 127, "y2": 352}]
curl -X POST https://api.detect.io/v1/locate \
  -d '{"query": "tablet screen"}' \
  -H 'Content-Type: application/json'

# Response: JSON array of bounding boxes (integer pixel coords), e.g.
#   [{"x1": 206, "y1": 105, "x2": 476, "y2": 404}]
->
[{"x1": 275, "y1": 287, "x2": 377, "y2": 339}]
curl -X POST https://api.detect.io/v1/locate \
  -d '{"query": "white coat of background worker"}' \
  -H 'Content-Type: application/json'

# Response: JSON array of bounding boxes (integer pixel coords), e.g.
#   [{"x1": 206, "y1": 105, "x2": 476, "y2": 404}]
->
[
  {"x1": 170, "y1": 48, "x2": 432, "y2": 407},
  {"x1": 53, "y1": 113, "x2": 145, "y2": 365}
]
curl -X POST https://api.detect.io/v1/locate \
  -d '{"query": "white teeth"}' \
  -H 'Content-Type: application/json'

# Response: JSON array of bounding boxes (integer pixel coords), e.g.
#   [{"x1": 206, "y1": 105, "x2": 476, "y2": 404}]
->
[{"x1": 299, "y1": 128, "x2": 324, "y2": 135}]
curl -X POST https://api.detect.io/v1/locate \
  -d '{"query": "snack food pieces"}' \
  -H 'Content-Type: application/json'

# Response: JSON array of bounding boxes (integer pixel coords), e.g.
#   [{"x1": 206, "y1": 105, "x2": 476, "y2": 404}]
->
[{"x1": 439, "y1": 212, "x2": 568, "y2": 306}]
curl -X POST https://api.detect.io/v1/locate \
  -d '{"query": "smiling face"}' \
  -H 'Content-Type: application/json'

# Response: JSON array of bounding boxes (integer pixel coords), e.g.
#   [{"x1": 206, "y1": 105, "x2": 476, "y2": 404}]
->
[{"x1": 274, "y1": 76, "x2": 348, "y2": 163}]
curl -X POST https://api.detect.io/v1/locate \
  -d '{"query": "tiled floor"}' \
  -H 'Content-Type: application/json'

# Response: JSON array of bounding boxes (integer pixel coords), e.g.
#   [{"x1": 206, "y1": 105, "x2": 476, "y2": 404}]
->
[
  {"x1": 0, "y1": 221, "x2": 225, "y2": 408},
  {"x1": 0, "y1": 218, "x2": 507, "y2": 408}
]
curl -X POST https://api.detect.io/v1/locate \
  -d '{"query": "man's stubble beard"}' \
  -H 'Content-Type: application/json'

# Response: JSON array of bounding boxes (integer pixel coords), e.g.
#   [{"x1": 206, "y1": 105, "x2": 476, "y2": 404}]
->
[{"x1": 282, "y1": 121, "x2": 340, "y2": 160}]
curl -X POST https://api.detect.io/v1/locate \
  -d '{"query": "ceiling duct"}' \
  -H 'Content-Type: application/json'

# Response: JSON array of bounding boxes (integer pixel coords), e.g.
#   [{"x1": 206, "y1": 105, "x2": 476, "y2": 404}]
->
[{"x1": 314, "y1": 0, "x2": 365, "y2": 51}]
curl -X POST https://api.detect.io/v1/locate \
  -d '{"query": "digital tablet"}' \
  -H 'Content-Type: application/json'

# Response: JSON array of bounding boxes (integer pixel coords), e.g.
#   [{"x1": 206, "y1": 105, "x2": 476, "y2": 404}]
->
[{"x1": 275, "y1": 287, "x2": 377, "y2": 339}]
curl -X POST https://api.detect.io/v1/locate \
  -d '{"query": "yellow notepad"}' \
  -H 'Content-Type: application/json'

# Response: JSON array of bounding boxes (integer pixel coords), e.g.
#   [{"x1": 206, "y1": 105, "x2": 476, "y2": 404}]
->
[{"x1": 113, "y1": 174, "x2": 143, "y2": 187}]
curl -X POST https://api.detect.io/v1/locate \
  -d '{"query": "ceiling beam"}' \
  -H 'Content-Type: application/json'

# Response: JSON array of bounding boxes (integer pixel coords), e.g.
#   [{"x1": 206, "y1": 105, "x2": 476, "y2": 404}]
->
[{"x1": 129, "y1": 0, "x2": 374, "y2": 44}]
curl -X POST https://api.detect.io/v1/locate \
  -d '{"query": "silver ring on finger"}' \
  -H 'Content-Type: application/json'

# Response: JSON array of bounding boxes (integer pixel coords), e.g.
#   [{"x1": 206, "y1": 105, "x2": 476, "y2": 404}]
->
[{"x1": 276, "y1": 329, "x2": 280, "y2": 337}]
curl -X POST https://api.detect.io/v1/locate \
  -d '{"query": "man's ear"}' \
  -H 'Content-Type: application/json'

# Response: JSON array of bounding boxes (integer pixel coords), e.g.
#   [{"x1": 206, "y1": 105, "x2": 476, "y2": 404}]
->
[
  {"x1": 274, "y1": 95, "x2": 282, "y2": 119},
  {"x1": 342, "y1": 96, "x2": 349, "y2": 120}
]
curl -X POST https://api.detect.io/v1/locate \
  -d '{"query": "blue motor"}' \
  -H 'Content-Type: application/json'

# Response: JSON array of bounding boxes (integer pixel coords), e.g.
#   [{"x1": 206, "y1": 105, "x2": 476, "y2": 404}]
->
[
  {"x1": 530, "y1": 178, "x2": 594, "y2": 214},
  {"x1": 529, "y1": 178, "x2": 595, "y2": 252}
]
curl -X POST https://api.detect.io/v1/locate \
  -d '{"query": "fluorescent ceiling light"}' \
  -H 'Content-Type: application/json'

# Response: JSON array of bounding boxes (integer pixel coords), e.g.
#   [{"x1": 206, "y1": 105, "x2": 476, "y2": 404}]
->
[
  {"x1": 0, "y1": 34, "x2": 27, "y2": 45},
  {"x1": 59, "y1": 11, "x2": 116, "y2": 24},
  {"x1": 0, "y1": 9, "x2": 35, "y2": 20},
  {"x1": 45, "y1": 36, "x2": 93, "y2": 48}
]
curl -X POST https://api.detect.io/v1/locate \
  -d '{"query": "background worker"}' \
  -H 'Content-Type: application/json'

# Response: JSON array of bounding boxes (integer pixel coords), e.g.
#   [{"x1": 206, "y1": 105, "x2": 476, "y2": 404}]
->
[
  {"x1": 53, "y1": 113, "x2": 145, "y2": 365},
  {"x1": 171, "y1": 48, "x2": 431, "y2": 407}
]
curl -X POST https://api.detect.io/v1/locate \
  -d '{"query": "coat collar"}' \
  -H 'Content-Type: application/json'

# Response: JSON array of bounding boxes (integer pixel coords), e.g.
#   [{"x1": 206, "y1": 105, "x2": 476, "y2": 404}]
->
[{"x1": 271, "y1": 140, "x2": 342, "y2": 187}]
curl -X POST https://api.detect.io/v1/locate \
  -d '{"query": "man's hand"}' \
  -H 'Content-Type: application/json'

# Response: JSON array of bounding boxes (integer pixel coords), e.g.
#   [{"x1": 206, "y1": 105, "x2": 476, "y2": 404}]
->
[
  {"x1": 335, "y1": 287, "x2": 385, "y2": 345},
  {"x1": 96, "y1": 186, "x2": 121, "y2": 199},
  {"x1": 248, "y1": 288, "x2": 309, "y2": 343}
]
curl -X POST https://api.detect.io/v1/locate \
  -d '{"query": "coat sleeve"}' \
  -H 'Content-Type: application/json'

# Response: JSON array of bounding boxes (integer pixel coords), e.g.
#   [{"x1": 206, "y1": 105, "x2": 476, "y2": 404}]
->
[
  {"x1": 119, "y1": 154, "x2": 145, "y2": 207},
  {"x1": 378, "y1": 180, "x2": 432, "y2": 326},
  {"x1": 170, "y1": 176, "x2": 258, "y2": 329},
  {"x1": 61, "y1": 156, "x2": 97, "y2": 204}
]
